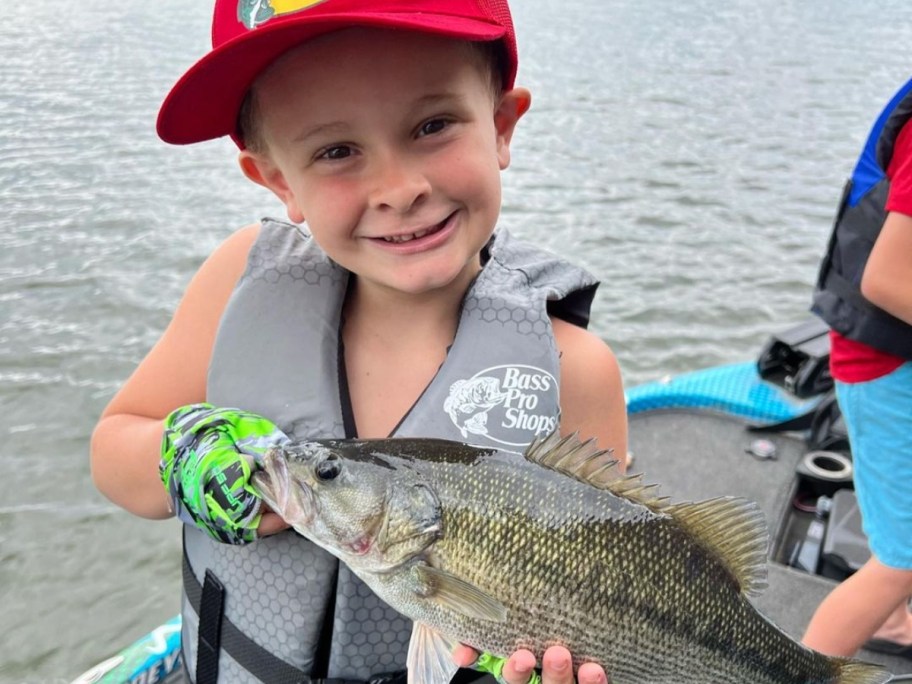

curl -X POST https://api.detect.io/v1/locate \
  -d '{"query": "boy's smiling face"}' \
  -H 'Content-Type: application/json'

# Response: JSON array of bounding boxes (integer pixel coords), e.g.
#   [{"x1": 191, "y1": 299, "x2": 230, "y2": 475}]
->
[{"x1": 240, "y1": 28, "x2": 529, "y2": 298}]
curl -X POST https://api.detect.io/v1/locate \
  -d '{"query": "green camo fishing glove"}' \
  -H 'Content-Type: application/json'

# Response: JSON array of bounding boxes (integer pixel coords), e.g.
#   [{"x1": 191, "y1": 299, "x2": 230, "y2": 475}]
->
[
  {"x1": 159, "y1": 403, "x2": 290, "y2": 545},
  {"x1": 474, "y1": 653, "x2": 542, "y2": 684}
]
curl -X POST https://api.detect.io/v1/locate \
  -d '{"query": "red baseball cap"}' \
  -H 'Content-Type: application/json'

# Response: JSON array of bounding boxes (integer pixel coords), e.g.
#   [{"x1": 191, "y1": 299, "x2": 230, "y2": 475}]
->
[{"x1": 157, "y1": 0, "x2": 518, "y2": 146}]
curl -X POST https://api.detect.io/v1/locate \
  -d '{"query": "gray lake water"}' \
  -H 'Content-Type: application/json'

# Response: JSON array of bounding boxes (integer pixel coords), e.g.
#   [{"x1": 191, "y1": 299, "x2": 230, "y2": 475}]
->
[{"x1": 1, "y1": 0, "x2": 910, "y2": 680}]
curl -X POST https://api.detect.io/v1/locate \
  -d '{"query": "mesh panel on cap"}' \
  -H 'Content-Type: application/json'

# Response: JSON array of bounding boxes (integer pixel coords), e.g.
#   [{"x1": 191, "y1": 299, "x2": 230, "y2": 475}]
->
[
  {"x1": 476, "y1": 0, "x2": 514, "y2": 31},
  {"x1": 473, "y1": 0, "x2": 517, "y2": 86}
]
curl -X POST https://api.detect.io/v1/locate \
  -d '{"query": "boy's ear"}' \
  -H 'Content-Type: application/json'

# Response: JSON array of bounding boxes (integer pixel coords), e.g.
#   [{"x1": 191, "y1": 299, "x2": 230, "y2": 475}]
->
[
  {"x1": 238, "y1": 151, "x2": 305, "y2": 223},
  {"x1": 494, "y1": 87, "x2": 532, "y2": 170}
]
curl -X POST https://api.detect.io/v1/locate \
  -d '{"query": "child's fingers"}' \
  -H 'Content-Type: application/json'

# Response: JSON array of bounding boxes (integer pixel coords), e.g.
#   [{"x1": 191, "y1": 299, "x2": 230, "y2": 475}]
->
[
  {"x1": 577, "y1": 662, "x2": 608, "y2": 684},
  {"x1": 501, "y1": 648, "x2": 537, "y2": 684},
  {"x1": 538, "y1": 646, "x2": 573, "y2": 684},
  {"x1": 451, "y1": 644, "x2": 479, "y2": 668},
  {"x1": 256, "y1": 510, "x2": 290, "y2": 536}
]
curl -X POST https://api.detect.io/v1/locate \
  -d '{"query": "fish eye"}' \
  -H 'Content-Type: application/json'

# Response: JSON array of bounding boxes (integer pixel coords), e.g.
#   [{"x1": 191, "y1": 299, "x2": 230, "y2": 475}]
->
[{"x1": 315, "y1": 455, "x2": 342, "y2": 481}]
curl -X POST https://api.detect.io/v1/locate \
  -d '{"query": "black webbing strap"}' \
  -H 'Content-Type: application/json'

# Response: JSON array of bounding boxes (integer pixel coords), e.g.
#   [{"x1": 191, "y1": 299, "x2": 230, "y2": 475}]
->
[
  {"x1": 182, "y1": 550, "x2": 314, "y2": 683},
  {"x1": 182, "y1": 549, "x2": 400, "y2": 684},
  {"x1": 196, "y1": 570, "x2": 225, "y2": 684}
]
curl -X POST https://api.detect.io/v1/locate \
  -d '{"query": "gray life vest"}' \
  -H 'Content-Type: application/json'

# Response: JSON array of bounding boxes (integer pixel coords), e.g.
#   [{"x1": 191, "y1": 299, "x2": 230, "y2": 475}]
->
[
  {"x1": 812, "y1": 78, "x2": 912, "y2": 359},
  {"x1": 180, "y1": 218, "x2": 600, "y2": 683}
]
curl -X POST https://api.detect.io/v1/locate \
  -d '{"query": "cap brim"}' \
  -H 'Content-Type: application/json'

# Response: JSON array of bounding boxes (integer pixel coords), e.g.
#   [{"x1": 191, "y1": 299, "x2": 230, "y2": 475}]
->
[{"x1": 157, "y1": 13, "x2": 507, "y2": 146}]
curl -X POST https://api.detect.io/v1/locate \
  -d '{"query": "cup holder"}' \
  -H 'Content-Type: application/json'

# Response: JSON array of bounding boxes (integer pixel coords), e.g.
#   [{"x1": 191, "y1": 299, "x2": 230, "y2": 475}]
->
[{"x1": 796, "y1": 450, "x2": 853, "y2": 497}]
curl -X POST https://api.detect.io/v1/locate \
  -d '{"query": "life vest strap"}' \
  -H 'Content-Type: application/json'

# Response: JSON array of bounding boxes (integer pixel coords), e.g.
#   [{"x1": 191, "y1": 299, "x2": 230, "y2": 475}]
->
[
  {"x1": 196, "y1": 569, "x2": 225, "y2": 683},
  {"x1": 182, "y1": 548, "x2": 406, "y2": 684}
]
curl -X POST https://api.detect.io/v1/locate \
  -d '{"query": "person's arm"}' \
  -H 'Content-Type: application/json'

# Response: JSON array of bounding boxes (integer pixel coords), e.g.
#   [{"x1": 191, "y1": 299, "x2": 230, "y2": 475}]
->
[
  {"x1": 90, "y1": 224, "x2": 261, "y2": 519},
  {"x1": 551, "y1": 317, "x2": 628, "y2": 473},
  {"x1": 861, "y1": 210, "x2": 912, "y2": 326}
]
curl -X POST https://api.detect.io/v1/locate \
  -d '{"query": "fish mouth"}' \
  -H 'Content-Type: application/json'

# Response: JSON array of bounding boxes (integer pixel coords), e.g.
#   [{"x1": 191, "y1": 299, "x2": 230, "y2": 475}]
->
[{"x1": 253, "y1": 447, "x2": 315, "y2": 527}]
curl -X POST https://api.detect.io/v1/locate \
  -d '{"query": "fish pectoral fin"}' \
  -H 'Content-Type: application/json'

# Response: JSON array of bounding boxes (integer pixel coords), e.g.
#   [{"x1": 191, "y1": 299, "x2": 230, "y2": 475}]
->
[
  {"x1": 412, "y1": 565, "x2": 508, "y2": 623},
  {"x1": 406, "y1": 622, "x2": 460, "y2": 684}
]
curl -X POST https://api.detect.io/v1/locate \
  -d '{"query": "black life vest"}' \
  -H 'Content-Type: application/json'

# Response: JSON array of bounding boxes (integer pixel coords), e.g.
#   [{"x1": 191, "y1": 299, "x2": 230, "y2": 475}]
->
[{"x1": 812, "y1": 78, "x2": 912, "y2": 360}]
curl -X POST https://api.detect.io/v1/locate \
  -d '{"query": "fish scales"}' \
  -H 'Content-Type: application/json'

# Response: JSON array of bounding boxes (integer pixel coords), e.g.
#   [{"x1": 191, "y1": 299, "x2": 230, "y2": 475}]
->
[{"x1": 254, "y1": 434, "x2": 889, "y2": 684}]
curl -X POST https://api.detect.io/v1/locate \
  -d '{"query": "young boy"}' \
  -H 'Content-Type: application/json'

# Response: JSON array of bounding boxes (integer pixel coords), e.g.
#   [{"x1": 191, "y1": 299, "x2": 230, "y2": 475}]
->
[
  {"x1": 804, "y1": 77, "x2": 912, "y2": 657},
  {"x1": 91, "y1": 1, "x2": 626, "y2": 683}
]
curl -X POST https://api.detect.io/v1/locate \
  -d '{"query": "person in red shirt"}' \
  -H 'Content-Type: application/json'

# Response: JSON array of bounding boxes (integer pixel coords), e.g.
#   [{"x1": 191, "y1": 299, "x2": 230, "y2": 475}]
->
[{"x1": 804, "y1": 83, "x2": 912, "y2": 658}]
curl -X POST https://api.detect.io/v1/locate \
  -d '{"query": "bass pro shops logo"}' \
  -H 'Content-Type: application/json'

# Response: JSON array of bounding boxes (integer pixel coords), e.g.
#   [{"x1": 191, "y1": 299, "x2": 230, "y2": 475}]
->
[
  {"x1": 443, "y1": 365, "x2": 558, "y2": 447},
  {"x1": 238, "y1": 0, "x2": 327, "y2": 29}
]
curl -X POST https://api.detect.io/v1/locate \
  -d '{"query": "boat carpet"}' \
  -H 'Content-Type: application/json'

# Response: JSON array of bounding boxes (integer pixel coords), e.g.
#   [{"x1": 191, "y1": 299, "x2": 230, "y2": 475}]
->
[{"x1": 628, "y1": 408, "x2": 911, "y2": 676}]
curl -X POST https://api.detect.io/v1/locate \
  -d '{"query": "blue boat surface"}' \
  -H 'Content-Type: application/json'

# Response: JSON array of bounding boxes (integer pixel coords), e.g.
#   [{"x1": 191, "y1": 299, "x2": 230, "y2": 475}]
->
[
  {"x1": 72, "y1": 320, "x2": 911, "y2": 684},
  {"x1": 71, "y1": 615, "x2": 182, "y2": 684}
]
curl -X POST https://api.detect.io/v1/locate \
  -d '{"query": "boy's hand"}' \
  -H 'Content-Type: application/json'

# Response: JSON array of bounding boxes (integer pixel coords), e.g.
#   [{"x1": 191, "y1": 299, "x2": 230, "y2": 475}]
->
[
  {"x1": 454, "y1": 645, "x2": 608, "y2": 684},
  {"x1": 159, "y1": 403, "x2": 290, "y2": 544}
]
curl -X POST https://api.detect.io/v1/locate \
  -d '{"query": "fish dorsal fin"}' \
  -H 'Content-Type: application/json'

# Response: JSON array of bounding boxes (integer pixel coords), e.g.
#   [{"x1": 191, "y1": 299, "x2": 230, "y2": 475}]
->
[
  {"x1": 526, "y1": 432, "x2": 769, "y2": 597},
  {"x1": 667, "y1": 497, "x2": 769, "y2": 597},
  {"x1": 525, "y1": 431, "x2": 669, "y2": 512}
]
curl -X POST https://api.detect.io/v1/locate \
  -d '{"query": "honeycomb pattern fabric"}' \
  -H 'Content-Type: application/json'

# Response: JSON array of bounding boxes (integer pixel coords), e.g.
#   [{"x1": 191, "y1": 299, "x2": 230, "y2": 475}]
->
[
  {"x1": 327, "y1": 563, "x2": 414, "y2": 677},
  {"x1": 245, "y1": 236, "x2": 344, "y2": 289},
  {"x1": 182, "y1": 528, "x2": 339, "y2": 682},
  {"x1": 395, "y1": 229, "x2": 599, "y2": 449},
  {"x1": 187, "y1": 218, "x2": 600, "y2": 681},
  {"x1": 208, "y1": 219, "x2": 350, "y2": 443}
]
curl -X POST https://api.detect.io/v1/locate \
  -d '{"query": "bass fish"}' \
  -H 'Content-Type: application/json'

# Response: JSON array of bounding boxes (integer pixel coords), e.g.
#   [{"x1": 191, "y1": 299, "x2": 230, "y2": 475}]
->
[{"x1": 253, "y1": 432, "x2": 888, "y2": 684}]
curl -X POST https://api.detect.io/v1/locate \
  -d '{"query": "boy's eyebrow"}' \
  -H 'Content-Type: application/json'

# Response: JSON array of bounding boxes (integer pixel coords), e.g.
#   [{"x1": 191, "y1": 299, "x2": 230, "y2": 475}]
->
[
  {"x1": 292, "y1": 93, "x2": 468, "y2": 144},
  {"x1": 293, "y1": 121, "x2": 350, "y2": 145},
  {"x1": 412, "y1": 92, "x2": 466, "y2": 108}
]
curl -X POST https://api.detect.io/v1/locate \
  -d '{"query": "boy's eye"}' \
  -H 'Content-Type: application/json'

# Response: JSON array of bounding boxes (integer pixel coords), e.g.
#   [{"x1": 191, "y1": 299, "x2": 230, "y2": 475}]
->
[
  {"x1": 318, "y1": 145, "x2": 353, "y2": 161},
  {"x1": 418, "y1": 118, "x2": 449, "y2": 137}
]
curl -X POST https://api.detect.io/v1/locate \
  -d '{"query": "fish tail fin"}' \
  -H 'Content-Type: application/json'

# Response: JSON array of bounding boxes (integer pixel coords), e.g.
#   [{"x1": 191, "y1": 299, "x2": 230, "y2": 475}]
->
[{"x1": 832, "y1": 657, "x2": 891, "y2": 684}]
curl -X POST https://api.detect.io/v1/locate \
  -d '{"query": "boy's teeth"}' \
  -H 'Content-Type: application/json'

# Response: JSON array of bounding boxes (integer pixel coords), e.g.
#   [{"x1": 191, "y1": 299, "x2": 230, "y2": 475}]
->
[{"x1": 383, "y1": 227, "x2": 431, "y2": 243}]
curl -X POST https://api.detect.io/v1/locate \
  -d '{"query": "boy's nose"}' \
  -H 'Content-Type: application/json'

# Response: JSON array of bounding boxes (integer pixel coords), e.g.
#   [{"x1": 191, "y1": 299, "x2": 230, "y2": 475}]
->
[{"x1": 367, "y1": 154, "x2": 431, "y2": 213}]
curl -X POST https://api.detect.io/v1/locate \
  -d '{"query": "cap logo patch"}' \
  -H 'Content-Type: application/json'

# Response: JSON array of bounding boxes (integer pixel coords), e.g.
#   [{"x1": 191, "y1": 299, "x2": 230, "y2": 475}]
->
[{"x1": 238, "y1": 0, "x2": 329, "y2": 29}]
